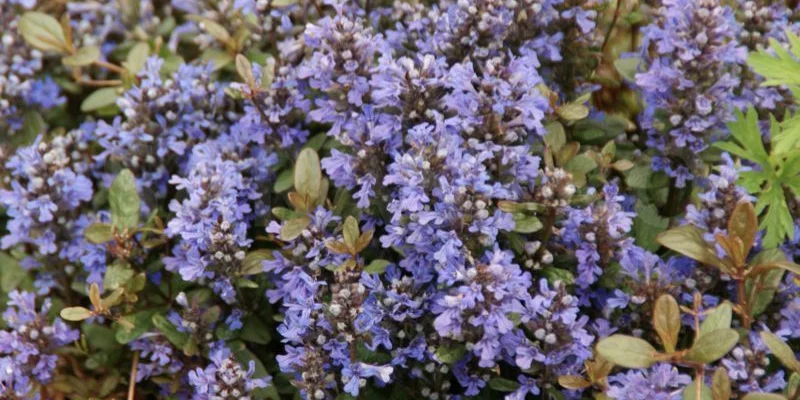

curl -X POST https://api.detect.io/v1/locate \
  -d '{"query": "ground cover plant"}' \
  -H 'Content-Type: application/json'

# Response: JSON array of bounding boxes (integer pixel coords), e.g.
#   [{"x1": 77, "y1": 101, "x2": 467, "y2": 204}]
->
[{"x1": 3, "y1": 0, "x2": 800, "y2": 399}]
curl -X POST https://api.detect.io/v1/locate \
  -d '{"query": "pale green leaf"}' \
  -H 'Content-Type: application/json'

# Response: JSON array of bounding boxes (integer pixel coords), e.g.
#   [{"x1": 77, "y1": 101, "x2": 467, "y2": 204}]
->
[
  {"x1": 596, "y1": 335, "x2": 658, "y2": 368},
  {"x1": 81, "y1": 87, "x2": 120, "y2": 112},
  {"x1": 684, "y1": 329, "x2": 739, "y2": 363},
  {"x1": 19, "y1": 12, "x2": 69, "y2": 53},
  {"x1": 62, "y1": 45, "x2": 100, "y2": 67},
  {"x1": 60, "y1": 307, "x2": 93, "y2": 321},
  {"x1": 109, "y1": 169, "x2": 141, "y2": 230}
]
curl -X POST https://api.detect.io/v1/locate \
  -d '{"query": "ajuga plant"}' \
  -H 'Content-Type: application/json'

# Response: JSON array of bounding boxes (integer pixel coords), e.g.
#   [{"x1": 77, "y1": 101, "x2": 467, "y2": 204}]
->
[{"x1": 5, "y1": 0, "x2": 800, "y2": 400}]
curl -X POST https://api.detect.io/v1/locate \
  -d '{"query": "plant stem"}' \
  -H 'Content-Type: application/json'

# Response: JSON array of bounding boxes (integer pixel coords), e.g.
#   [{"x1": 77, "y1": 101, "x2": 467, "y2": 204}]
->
[
  {"x1": 601, "y1": 0, "x2": 624, "y2": 53},
  {"x1": 128, "y1": 351, "x2": 140, "y2": 400},
  {"x1": 79, "y1": 79, "x2": 122, "y2": 87},
  {"x1": 736, "y1": 274, "x2": 751, "y2": 330},
  {"x1": 93, "y1": 59, "x2": 126, "y2": 74}
]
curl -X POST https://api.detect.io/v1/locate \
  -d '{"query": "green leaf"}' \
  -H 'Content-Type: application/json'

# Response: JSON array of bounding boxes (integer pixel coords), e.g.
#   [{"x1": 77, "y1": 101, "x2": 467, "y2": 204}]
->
[
  {"x1": 760, "y1": 331, "x2": 800, "y2": 372},
  {"x1": 626, "y1": 165, "x2": 667, "y2": 189},
  {"x1": 684, "y1": 329, "x2": 739, "y2": 364},
  {"x1": 786, "y1": 372, "x2": 800, "y2": 399},
  {"x1": 748, "y1": 36, "x2": 800, "y2": 87},
  {"x1": 239, "y1": 316, "x2": 272, "y2": 344},
  {"x1": 60, "y1": 307, "x2": 93, "y2": 321},
  {"x1": 294, "y1": 148, "x2": 322, "y2": 200},
  {"x1": 727, "y1": 201, "x2": 758, "y2": 257},
  {"x1": 656, "y1": 225, "x2": 728, "y2": 272},
  {"x1": 699, "y1": 303, "x2": 732, "y2": 337},
  {"x1": 62, "y1": 45, "x2": 100, "y2": 67},
  {"x1": 544, "y1": 122, "x2": 567, "y2": 152},
  {"x1": 152, "y1": 314, "x2": 189, "y2": 348},
  {"x1": 229, "y1": 340, "x2": 278, "y2": 399},
  {"x1": 104, "y1": 261, "x2": 134, "y2": 291},
  {"x1": 271, "y1": 0, "x2": 299, "y2": 6},
  {"x1": 84, "y1": 223, "x2": 113, "y2": 244},
  {"x1": 109, "y1": 169, "x2": 141, "y2": 231},
  {"x1": 683, "y1": 379, "x2": 714, "y2": 400},
  {"x1": 0, "y1": 252, "x2": 27, "y2": 292},
  {"x1": 653, "y1": 294, "x2": 680, "y2": 353},
  {"x1": 749, "y1": 268, "x2": 785, "y2": 317},
  {"x1": 614, "y1": 57, "x2": 640, "y2": 82},
  {"x1": 557, "y1": 376, "x2": 592, "y2": 390},
  {"x1": 235, "y1": 54, "x2": 255, "y2": 86},
  {"x1": 633, "y1": 202, "x2": 669, "y2": 251},
  {"x1": 557, "y1": 102, "x2": 590, "y2": 121},
  {"x1": 280, "y1": 216, "x2": 311, "y2": 241},
  {"x1": 18, "y1": 110, "x2": 46, "y2": 146},
  {"x1": 124, "y1": 42, "x2": 150, "y2": 75},
  {"x1": 488, "y1": 377, "x2": 520, "y2": 392},
  {"x1": 719, "y1": 107, "x2": 770, "y2": 166},
  {"x1": 565, "y1": 154, "x2": 597, "y2": 175},
  {"x1": 512, "y1": 214, "x2": 543, "y2": 233},
  {"x1": 274, "y1": 168, "x2": 294, "y2": 193},
  {"x1": 83, "y1": 324, "x2": 120, "y2": 351},
  {"x1": 343, "y1": 216, "x2": 360, "y2": 250},
  {"x1": 188, "y1": 16, "x2": 232, "y2": 44},
  {"x1": 240, "y1": 249, "x2": 271, "y2": 276},
  {"x1": 200, "y1": 48, "x2": 233, "y2": 71},
  {"x1": 712, "y1": 367, "x2": 731, "y2": 400},
  {"x1": 364, "y1": 259, "x2": 391, "y2": 274},
  {"x1": 18, "y1": 12, "x2": 69, "y2": 53},
  {"x1": 541, "y1": 267, "x2": 575, "y2": 285},
  {"x1": 756, "y1": 183, "x2": 794, "y2": 249},
  {"x1": 596, "y1": 335, "x2": 658, "y2": 368},
  {"x1": 115, "y1": 310, "x2": 156, "y2": 344},
  {"x1": 436, "y1": 344, "x2": 466, "y2": 364},
  {"x1": 81, "y1": 87, "x2": 120, "y2": 112},
  {"x1": 741, "y1": 394, "x2": 787, "y2": 400}
]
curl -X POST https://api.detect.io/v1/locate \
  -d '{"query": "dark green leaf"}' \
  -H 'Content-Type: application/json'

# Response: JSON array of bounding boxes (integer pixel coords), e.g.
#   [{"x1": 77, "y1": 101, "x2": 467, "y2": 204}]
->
[
  {"x1": 152, "y1": 314, "x2": 189, "y2": 348},
  {"x1": 488, "y1": 377, "x2": 520, "y2": 392},
  {"x1": 240, "y1": 316, "x2": 272, "y2": 344},
  {"x1": 436, "y1": 344, "x2": 466, "y2": 364}
]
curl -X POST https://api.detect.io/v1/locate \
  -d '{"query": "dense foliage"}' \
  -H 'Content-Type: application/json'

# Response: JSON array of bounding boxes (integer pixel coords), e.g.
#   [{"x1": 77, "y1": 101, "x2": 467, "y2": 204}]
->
[{"x1": 3, "y1": 0, "x2": 800, "y2": 399}]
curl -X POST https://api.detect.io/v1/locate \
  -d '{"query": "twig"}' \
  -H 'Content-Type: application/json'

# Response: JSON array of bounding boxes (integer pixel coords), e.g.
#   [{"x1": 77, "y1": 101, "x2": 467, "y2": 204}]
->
[
  {"x1": 128, "y1": 351, "x2": 140, "y2": 400},
  {"x1": 93, "y1": 60, "x2": 126, "y2": 75},
  {"x1": 79, "y1": 79, "x2": 123, "y2": 87},
  {"x1": 601, "y1": 0, "x2": 624, "y2": 53}
]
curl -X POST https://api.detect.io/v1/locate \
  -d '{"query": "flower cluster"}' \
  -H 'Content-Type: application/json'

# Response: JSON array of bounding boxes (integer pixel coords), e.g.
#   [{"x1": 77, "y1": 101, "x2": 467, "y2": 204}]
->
[
  {"x1": 0, "y1": 291, "x2": 79, "y2": 397},
  {"x1": 636, "y1": 0, "x2": 746, "y2": 185}
]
